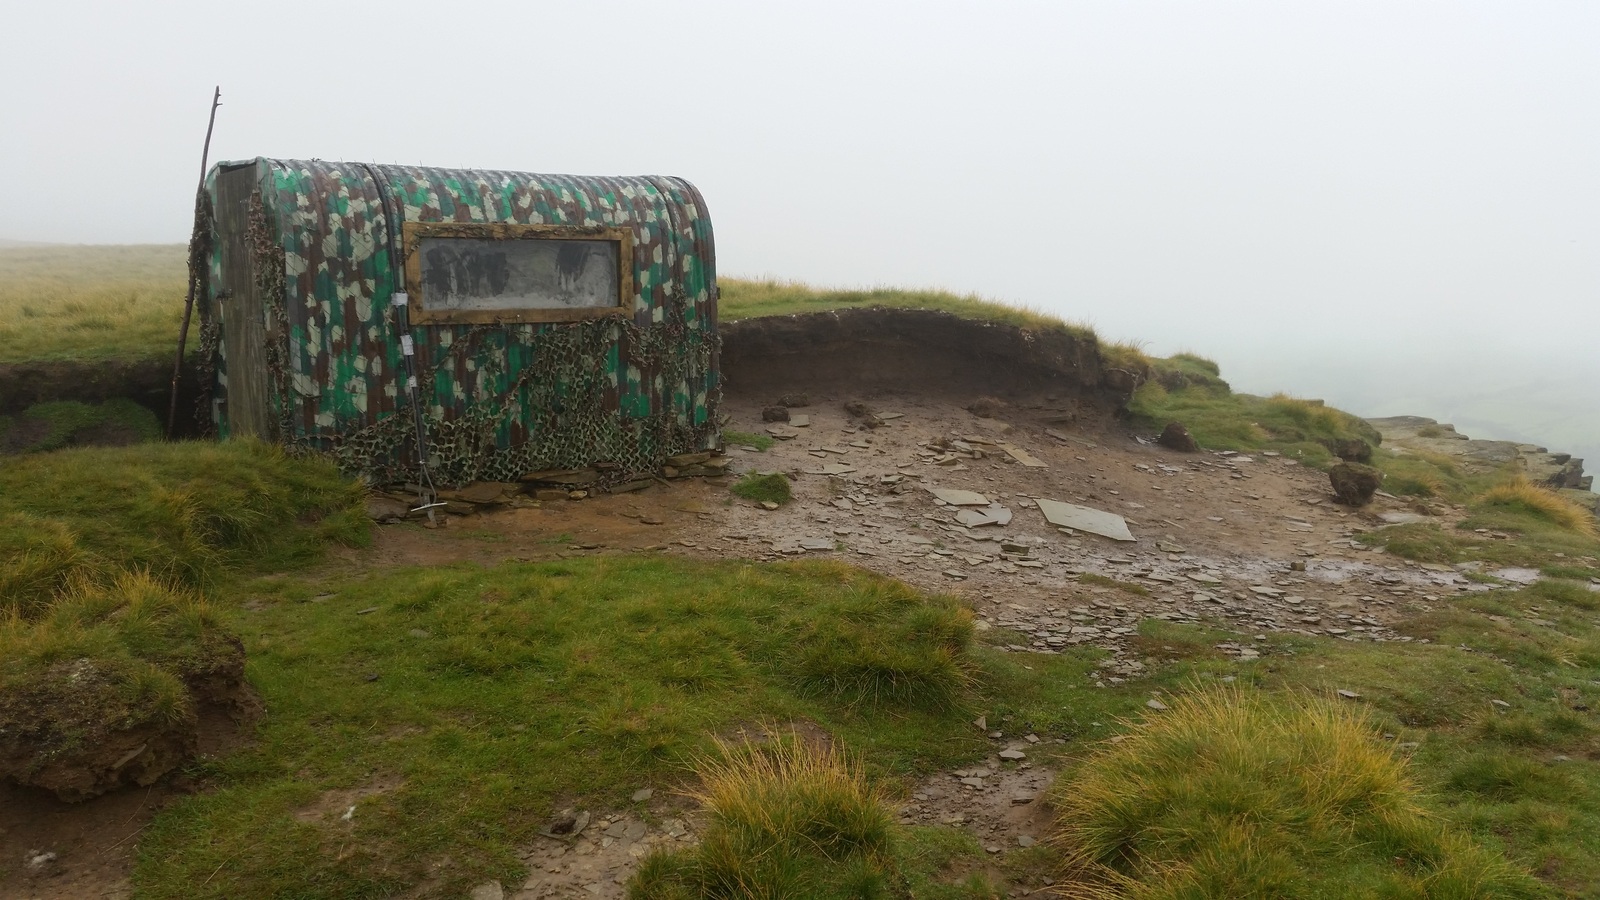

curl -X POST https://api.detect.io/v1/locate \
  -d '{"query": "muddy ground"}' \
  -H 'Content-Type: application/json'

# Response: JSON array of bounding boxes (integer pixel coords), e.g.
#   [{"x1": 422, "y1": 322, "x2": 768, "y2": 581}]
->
[{"x1": 6, "y1": 384, "x2": 1507, "y2": 900}]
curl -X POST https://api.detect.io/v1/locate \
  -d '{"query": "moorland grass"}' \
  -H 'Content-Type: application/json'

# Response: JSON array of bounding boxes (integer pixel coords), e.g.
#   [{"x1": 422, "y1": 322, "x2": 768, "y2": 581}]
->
[
  {"x1": 0, "y1": 244, "x2": 187, "y2": 362},
  {"x1": 0, "y1": 439, "x2": 369, "y2": 616},
  {"x1": 1050, "y1": 686, "x2": 1542, "y2": 899},
  {"x1": 720, "y1": 277, "x2": 1088, "y2": 336}
]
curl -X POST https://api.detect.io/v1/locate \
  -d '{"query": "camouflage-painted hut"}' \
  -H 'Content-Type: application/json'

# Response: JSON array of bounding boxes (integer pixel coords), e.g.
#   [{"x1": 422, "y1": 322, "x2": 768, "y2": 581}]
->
[{"x1": 194, "y1": 158, "x2": 718, "y2": 486}]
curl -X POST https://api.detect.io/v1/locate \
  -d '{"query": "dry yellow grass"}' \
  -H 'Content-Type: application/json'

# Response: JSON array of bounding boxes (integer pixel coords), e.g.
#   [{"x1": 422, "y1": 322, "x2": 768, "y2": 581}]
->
[{"x1": 1476, "y1": 476, "x2": 1599, "y2": 538}]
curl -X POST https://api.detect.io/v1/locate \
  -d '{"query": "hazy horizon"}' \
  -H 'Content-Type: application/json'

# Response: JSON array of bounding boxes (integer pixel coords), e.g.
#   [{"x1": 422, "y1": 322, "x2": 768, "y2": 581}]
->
[{"x1": 2, "y1": 1, "x2": 1594, "y2": 477}]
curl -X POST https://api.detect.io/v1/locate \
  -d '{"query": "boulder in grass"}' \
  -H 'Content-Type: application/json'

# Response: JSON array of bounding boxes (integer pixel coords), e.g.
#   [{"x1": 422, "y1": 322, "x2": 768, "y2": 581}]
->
[
  {"x1": 1330, "y1": 463, "x2": 1383, "y2": 507},
  {"x1": 1158, "y1": 423, "x2": 1198, "y2": 452}
]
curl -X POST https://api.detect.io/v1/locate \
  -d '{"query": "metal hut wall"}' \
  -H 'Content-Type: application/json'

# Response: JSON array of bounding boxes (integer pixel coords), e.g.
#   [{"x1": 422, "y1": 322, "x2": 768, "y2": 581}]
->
[{"x1": 195, "y1": 158, "x2": 719, "y2": 486}]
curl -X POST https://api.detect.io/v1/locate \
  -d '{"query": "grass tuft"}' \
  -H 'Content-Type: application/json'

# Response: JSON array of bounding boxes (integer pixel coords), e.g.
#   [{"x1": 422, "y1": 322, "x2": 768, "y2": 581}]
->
[
  {"x1": 732, "y1": 472, "x2": 794, "y2": 506},
  {"x1": 1475, "y1": 477, "x2": 1598, "y2": 539},
  {"x1": 631, "y1": 732, "x2": 898, "y2": 899},
  {"x1": 1049, "y1": 686, "x2": 1539, "y2": 898}
]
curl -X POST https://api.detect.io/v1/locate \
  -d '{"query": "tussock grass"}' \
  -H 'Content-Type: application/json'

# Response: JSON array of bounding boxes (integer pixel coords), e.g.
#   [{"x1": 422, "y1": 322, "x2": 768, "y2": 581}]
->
[
  {"x1": 1049, "y1": 686, "x2": 1539, "y2": 898},
  {"x1": 732, "y1": 472, "x2": 793, "y2": 506},
  {"x1": 1476, "y1": 477, "x2": 1598, "y2": 539},
  {"x1": 0, "y1": 439, "x2": 369, "y2": 616},
  {"x1": 0, "y1": 244, "x2": 187, "y2": 362},
  {"x1": 631, "y1": 733, "x2": 897, "y2": 899}
]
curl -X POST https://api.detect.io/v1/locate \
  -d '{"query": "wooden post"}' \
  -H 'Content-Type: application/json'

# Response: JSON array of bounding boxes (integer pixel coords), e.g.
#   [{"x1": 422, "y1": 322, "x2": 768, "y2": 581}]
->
[{"x1": 166, "y1": 86, "x2": 222, "y2": 438}]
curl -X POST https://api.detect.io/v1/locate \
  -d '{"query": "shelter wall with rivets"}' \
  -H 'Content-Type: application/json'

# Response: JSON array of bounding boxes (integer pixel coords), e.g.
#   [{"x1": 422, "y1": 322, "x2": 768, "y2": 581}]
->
[{"x1": 197, "y1": 158, "x2": 719, "y2": 486}]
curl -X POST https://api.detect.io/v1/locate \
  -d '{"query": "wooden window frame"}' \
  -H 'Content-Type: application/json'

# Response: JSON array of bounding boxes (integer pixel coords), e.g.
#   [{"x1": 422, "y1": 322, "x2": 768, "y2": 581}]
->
[{"x1": 400, "y1": 222, "x2": 635, "y2": 325}]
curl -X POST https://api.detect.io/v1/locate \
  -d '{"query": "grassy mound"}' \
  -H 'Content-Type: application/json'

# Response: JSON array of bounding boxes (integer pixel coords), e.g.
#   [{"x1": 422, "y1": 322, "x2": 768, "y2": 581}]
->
[
  {"x1": 0, "y1": 439, "x2": 370, "y2": 616},
  {"x1": 632, "y1": 735, "x2": 897, "y2": 899},
  {"x1": 0, "y1": 398, "x2": 161, "y2": 454},
  {"x1": 0, "y1": 572, "x2": 242, "y2": 800},
  {"x1": 1049, "y1": 687, "x2": 1540, "y2": 898}
]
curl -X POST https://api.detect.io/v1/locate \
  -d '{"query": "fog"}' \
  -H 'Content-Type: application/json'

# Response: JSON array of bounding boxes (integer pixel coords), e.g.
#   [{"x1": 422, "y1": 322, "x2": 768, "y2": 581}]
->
[{"x1": 2, "y1": 1, "x2": 1595, "y2": 473}]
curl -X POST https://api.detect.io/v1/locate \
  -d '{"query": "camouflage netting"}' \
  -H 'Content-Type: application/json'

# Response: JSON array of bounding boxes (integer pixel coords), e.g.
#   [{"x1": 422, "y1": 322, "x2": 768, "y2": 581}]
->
[{"x1": 198, "y1": 160, "x2": 720, "y2": 488}]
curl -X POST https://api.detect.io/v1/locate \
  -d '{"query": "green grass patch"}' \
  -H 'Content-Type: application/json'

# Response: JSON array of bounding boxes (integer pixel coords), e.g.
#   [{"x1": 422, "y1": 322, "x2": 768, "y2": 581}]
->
[
  {"x1": 129, "y1": 558, "x2": 1002, "y2": 898},
  {"x1": 1049, "y1": 686, "x2": 1542, "y2": 898},
  {"x1": 722, "y1": 429, "x2": 774, "y2": 451},
  {"x1": 1127, "y1": 372, "x2": 1379, "y2": 467},
  {"x1": 0, "y1": 398, "x2": 161, "y2": 454},
  {"x1": 0, "y1": 439, "x2": 369, "y2": 616},
  {"x1": 732, "y1": 472, "x2": 793, "y2": 506},
  {"x1": 0, "y1": 244, "x2": 187, "y2": 362}
]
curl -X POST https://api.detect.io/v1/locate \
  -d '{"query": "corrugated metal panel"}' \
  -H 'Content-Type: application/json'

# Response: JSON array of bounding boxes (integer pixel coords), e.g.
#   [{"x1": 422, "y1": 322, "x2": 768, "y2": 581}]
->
[{"x1": 202, "y1": 158, "x2": 719, "y2": 486}]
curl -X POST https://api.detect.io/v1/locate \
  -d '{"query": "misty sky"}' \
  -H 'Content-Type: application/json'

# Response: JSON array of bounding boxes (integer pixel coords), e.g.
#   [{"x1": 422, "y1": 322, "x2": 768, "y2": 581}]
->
[{"x1": 2, "y1": 1, "x2": 1596, "y2": 467}]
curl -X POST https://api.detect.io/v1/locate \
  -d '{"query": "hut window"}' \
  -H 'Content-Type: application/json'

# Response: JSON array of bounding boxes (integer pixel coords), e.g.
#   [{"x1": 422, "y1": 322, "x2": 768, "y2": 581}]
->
[{"x1": 401, "y1": 223, "x2": 634, "y2": 324}]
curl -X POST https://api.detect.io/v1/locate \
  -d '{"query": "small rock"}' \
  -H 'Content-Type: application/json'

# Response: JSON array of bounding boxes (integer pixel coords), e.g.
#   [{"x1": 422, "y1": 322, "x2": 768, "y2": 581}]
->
[
  {"x1": 778, "y1": 393, "x2": 811, "y2": 408},
  {"x1": 1337, "y1": 689, "x2": 1360, "y2": 700},
  {"x1": 761, "y1": 406, "x2": 791, "y2": 422},
  {"x1": 469, "y1": 881, "x2": 505, "y2": 900},
  {"x1": 632, "y1": 788, "x2": 655, "y2": 802},
  {"x1": 1490, "y1": 699, "x2": 1510, "y2": 709},
  {"x1": 985, "y1": 844, "x2": 1002, "y2": 854},
  {"x1": 760, "y1": 501, "x2": 780, "y2": 511},
  {"x1": 1158, "y1": 422, "x2": 1198, "y2": 452},
  {"x1": 843, "y1": 400, "x2": 872, "y2": 417},
  {"x1": 999, "y1": 749, "x2": 1026, "y2": 760},
  {"x1": 1146, "y1": 698, "x2": 1169, "y2": 711},
  {"x1": 1012, "y1": 791, "x2": 1037, "y2": 805},
  {"x1": 1017, "y1": 835, "x2": 1036, "y2": 848},
  {"x1": 356, "y1": 606, "x2": 380, "y2": 615}
]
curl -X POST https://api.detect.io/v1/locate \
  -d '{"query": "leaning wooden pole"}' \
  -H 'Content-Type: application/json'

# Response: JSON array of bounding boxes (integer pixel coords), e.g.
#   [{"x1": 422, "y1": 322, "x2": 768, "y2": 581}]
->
[{"x1": 165, "y1": 86, "x2": 223, "y2": 438}]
